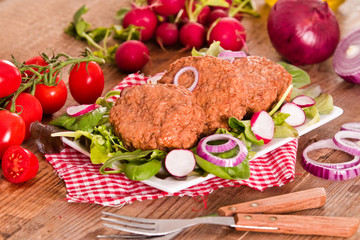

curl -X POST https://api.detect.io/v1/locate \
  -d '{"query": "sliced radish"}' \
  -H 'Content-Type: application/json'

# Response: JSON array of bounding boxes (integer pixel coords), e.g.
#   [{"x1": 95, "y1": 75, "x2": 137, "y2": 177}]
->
[
  {"x1": 250, "y1": 111, "x2": 274, "y2": 144},
  {"x1": 291, "y1": 95, "x2": 316, "y2": 107},
  {"x1": 280, "y1": 102, "x2": 306, "y2": 127},
  {"x1": 66, "y1": 104, "x2": 99, "y2": 117},
  {"x1": 164, "y1": 149, "x2": 196, "y2": 177}
]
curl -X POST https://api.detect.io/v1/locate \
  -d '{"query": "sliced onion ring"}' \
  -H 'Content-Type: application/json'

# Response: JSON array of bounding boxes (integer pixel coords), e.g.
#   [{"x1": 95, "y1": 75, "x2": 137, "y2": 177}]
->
[
  {"x1": 333, "y1": 28, "x2": 360, "y2": 84},
  {"x1": 196, "y1": 134, "x2": 248, "y2": 167},
  {"x1": 205, "y1": 139, "x2": 237, "y2": 153},
  {"x1": 333, "y1": 130, "x2": 360, "y2": 156},
  {"x1": 302, "y1": 139, "x2": 360, "y2": 180},
  {"x1": 173, "y1": 66, "x2": 199, "y2": 92},
  {"x1": 218, "y1": 50, "x2": 247, "y2": 58},
  {"x1": 341, "y1": 122, "x2": 360, "y2": 132}
]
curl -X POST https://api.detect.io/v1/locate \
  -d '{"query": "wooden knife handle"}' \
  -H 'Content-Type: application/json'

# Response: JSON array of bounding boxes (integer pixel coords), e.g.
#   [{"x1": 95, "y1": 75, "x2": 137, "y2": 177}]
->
[
  {"x1": 218, "y1": 188, "x2": 326, "y2": 216},
  {"x1": 233, "y1": 213, "x2": 360, "y2": 238}
]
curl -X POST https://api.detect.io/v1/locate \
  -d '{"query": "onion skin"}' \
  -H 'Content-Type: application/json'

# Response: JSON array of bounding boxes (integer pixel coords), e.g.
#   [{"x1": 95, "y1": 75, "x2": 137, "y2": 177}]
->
[{"x1": 267, "y1": 0, "x2": 340, "y2": 65}]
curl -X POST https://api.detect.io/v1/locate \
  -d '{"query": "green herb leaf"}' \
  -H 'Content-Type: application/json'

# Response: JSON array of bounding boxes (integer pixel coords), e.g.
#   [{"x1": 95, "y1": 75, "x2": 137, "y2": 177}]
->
[
  {"x1": 50, "y1": 106, "x2": 107, "y2": 132},
  {"x1": 228, "y1": 117, "x2": 264, "y2": 146},
  {"x1": 194, "y1": 154, "x2": 250, "y2": 180},
  {"x1": 278, "y1": 62, "x2": 311, "y2": 88},
  {"x1": 274, "y1": 122, "x2": 298, "y2": 138},
  {"x1": 124, "y1": 160, "x2": 162, "y2": 181},
  {"x1": 314, "y1": 93, "x2": 334, "y2": 115}
]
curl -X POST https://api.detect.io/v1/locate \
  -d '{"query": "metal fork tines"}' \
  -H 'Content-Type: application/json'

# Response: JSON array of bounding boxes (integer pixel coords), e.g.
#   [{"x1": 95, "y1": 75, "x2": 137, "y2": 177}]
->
[{"x1": 101, "y1": 212, "x2": 234, "y2": 236}]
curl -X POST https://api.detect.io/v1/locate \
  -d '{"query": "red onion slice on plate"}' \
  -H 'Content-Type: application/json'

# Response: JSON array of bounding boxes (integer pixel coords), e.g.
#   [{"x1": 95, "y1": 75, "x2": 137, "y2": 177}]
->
[
  {"x1": 196, "y1": 134, "x2": 248, "y2": 167},
  {"x1": 302, "y1": 139, "x2": 360, "y2": 180},
  {"x1": 333, "y1": 130, "x2": 360, "y2": 156},
  {"x1": 205, "y1": 139, "x2": 237, "y2": 153},
  {"x1": 333, "y1": 28, "x2": 360, "y2": 84},
  {"x1": 173, "y1": 66, "x2": 199, "y2": 92}
]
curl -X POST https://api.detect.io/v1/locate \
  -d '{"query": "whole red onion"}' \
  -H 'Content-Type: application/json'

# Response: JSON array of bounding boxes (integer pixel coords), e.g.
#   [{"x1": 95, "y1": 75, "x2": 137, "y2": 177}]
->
[{"x1": 267, "y1": 0, "x2": 340, "y2": 65}]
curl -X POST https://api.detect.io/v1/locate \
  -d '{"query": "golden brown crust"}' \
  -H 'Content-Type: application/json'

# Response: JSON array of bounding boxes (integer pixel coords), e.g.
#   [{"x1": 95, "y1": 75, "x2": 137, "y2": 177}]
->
[
  {"x1": 159, "y1": 56, "x2": 248, "y2": 134},
  {"x1": 109, "y1": 84, "x2": 205, "y2": 151}
]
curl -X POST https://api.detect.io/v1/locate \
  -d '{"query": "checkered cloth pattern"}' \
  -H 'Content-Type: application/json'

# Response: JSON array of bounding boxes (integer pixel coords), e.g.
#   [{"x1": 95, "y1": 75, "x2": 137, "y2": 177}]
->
[{"x1": 44, "y1": 73, "x2": 298, "y2": 207}]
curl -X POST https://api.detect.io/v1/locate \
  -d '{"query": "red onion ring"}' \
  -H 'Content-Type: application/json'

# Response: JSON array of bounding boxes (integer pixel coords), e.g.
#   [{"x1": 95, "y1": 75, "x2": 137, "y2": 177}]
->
[
  {"x1": 333, "y1": 28, "x2": 360, "y2": 84},
  {"x1": 205, "y1": 139, "x2": 237, "y2": 153},
  {"x1": 341, "y1": 122, "x2": 360, "y2": 132},
  {"x1": 333, "y1": 130, "x2": 360, "y2": 156},
  {"x1": 196, "y1": 134, "x2": 248, "y2": 167},
  {"x1": 173, "y1": 66, "x2": 199, "y2": 92},
  {"x1": 218, "y1": 51, "x2": 247, "y2": 58},
  {"x1": 302, "y1": 139, "x2": 360, "y2": 180}
]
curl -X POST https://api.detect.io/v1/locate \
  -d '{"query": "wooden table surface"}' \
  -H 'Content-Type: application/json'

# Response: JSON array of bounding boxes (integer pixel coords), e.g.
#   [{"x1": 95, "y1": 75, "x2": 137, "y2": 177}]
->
[{"x1": 1, "y1": 0, "x2": 360, "y2": 239}]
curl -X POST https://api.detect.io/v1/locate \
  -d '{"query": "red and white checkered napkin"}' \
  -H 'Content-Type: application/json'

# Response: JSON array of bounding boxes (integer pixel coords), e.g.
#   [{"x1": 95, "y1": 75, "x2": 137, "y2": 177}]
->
[{"x1": 44, "y1": 73, "x2": 298, "y2": 207}]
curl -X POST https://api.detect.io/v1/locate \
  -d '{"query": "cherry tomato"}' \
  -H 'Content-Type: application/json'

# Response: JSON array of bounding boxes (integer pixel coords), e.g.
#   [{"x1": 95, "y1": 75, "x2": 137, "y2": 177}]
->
[
  {"x1": 0, "y1": 110, "x2": 25, "y2": 159},
  {"x1": 5, "y1": 93, "x2": 43, "y2": 140},
  {"x1": 0, "y1": 60, "x2": 22, "y2": 98},
  {"x1": 34, "y1": 77, "x2": 68, "y2": 115},
  {"x1": 68, "y1": 61, "x2": 104, "y2": 104},
  {"x1": 2, "y1": 146, "x2": 39, "y2": 184},
  {"x1": 23, "y1": 55, "x2": 48, "y2": 77}
]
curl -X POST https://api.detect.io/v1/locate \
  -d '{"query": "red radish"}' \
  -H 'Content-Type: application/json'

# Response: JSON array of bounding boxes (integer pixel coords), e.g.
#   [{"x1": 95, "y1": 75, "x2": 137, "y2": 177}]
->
[
  {"x1": 115, "y1": 40, "x2": 150, "y2": 73},
  {"x1": 66, "y1": 104, "x2": 99, "y2": 117},
  {"x1": 280, "y1": 102, "x2": 306, "y2": 127},
  {"x1": 179, "y1": 22, "x2": 205, "y2": 49},
  {"x1": 250, "y1": 111, "x2": 274, "y2": 144},
  {"x1": 148, "y1": 0, "x2": 185, "y2": 16},
  {"x1": 291, "y1": 95, "x2": 316, "y2": 108},
  {"x1": 207, "y1": 9, "x2": 228, "y2": 25},
  {"x1": 165, "y1": 149, "x2": 196, "y2": 177},
  {"x1": 198, "y1": 6, "x2": 211, "y2": 25},
  {"x1": 207, "y1": 17, "x2": 246, "y2": 51},
  {"x1": 155, "y1": 22, "x2": 179, "y2": 49},
  {"x1": 122, "y1": 8, "x2": 158, "y2": 41}
]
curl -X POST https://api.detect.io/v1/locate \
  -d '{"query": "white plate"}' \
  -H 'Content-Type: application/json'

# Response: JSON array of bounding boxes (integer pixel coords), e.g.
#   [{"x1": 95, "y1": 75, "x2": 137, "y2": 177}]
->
[{"x1": 62, "y1": 106, "x2": 343, "y2": 193}]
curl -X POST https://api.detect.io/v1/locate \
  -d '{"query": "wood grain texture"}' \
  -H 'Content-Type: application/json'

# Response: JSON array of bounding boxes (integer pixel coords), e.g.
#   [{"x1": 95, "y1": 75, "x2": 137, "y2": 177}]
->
[{"x1": 1, "y1": 0, "x2": 360, "y2": 239}]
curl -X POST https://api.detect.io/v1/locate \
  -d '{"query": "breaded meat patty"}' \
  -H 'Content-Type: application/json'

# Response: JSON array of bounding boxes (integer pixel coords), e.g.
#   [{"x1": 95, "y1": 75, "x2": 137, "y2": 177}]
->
[
  {"x1": 159, "y1": 56, "x2": 248, "y2": 134},
  {"x1": 109, "y1": 84, "x2": 205, "y2": 151},
  {"x1": 233, "y1": 56, "x2": 292, "y2": 116}
]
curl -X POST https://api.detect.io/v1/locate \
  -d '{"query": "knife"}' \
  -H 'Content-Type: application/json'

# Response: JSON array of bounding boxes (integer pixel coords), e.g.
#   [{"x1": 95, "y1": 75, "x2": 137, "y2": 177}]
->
[{"x1": 217, "y1": 187, "x2": 327, "y2": 216}]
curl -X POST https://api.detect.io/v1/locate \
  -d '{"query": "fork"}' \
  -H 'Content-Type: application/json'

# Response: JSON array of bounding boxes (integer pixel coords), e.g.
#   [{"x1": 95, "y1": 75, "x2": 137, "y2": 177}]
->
[
  {"x1": 100, "y1": 210, "x2": 360, "y2": 238},
  {"x1": 97, "y1": 229, "x2": 182, "y2": 239}
]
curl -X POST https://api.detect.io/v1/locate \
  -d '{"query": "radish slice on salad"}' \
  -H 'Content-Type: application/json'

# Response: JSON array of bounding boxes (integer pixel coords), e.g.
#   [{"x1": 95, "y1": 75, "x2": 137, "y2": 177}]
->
[
  {"x1": 333, "y1": 130, "x2": 360, "y2": 156},
  {"x1": 280, "y1": 102, "x2": 306, "y2": 127},
  {"x1": 291, "y1": 95, "x2": 316, "y2": 108},
  {"x1": 66, "y1": 104, "x2": 99, "y2": 117},
  {"x1": 173, "y1": 66, "x2": 199, "y2": 92},
  {"x1": 196, "y1": 134, "x2": 248, "y2": 167},
  {"x1": 341, "y1": 122, "x2": 360, "y2": 132},
  {"x1": 250, "y1": 111, "x2": 274, "y2": 144},
  {"x1": 165, "y1": 149, "x2": 196, "y2": 177},
  {"x1": 302, "y1": 139, "x2": 360, "y2": 181}
]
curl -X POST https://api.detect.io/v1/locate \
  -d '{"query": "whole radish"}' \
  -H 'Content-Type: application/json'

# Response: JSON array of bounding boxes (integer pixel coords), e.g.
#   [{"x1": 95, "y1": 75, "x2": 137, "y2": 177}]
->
[
  {"x1": 122, "y1": 7, "x2": 158, "y2": 41},
  {"x1": 179, "y1": 22, "x2": 205, "y2": 49},
  {"x1": 207, "y1": 17, "x2": 246, "y2": 51},
  {"x1": 148, "y1": 0, "x2": 185, "y2": 16},
  {"x1": 198, "y1": 6, "x2": 211, "y2": 25},
  {"x1": 115, "y1": 40, "x2": 150, "y2": 73},
  {"x1": 207, "y1": 9, "x2": 228, "y2": 25},
  {"x1": 155, "y1": 22, "x2": 179, "y2": 48}
]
